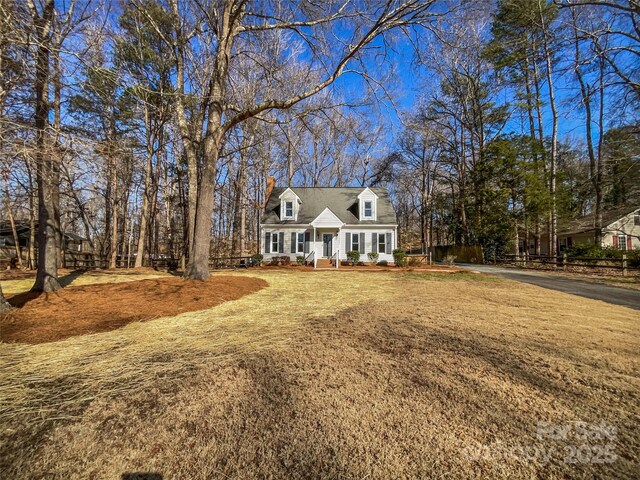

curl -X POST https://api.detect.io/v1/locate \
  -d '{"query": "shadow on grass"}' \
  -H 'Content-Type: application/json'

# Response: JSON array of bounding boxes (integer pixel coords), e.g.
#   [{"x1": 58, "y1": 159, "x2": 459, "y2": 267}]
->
[
  {"x1": 240, "y1": 353, "x2": 352, "y2": 478},
  {"x1": 59, "y1": 269, "x2": 88, "y2": 287},
  {"x1": 5, "y1": 270, "x2": 87, "y2": 308}
]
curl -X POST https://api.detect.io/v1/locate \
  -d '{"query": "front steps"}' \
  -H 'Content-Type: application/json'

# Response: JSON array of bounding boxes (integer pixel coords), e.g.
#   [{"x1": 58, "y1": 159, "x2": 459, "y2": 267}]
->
[{"x1": 315, "y1": 259, "x2": 334, "y2": 268}]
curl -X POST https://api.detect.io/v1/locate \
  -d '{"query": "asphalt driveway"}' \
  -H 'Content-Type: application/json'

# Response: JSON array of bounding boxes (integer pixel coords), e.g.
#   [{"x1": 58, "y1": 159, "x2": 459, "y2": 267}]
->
[{"x1": 458, "y1": 264, "x2": 640, "y2": 311}]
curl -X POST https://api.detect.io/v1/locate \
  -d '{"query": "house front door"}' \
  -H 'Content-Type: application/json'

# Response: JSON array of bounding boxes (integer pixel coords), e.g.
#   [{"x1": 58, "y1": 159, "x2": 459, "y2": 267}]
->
[{"x1": 322, "y1": 234, "x2": 333, "y2": 257}]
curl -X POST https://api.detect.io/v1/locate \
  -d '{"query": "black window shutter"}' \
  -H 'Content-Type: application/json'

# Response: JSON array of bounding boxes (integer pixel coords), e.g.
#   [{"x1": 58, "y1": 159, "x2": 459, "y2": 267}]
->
[
  {"x1": 345, "y1": 232, "x2": 351, "y2": 253},
  {"x1": 359, "y1": 233, "x2": 365, "y2": 254},
  {"x1": 304, "y1": 231, "x2": 310, "y2": 253},
  {"x1": 265, "y1": 232, "x2": 270, "y2": 253},
  {"x1": 279, "y1": 232, "x2": 284, "y2": 253},
  {"x1": 386, "y1": 232, "x2": 392, "y2": 254},
  {"x1": 291, "y1": 232, "x2": 296, "y2": 253},
  {"x1": 372, "y1": 233, "x2": 378, "y2": 254}
]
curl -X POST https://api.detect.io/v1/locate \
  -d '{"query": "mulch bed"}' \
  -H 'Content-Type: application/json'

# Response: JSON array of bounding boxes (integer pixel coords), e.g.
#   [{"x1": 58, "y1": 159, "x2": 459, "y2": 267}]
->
[
  {"x1": 259, "y1": 264, "x2": 461, "y2": 272},
  {"x1": 1, "y1": 276, "x2": 267, "y2": 345}
]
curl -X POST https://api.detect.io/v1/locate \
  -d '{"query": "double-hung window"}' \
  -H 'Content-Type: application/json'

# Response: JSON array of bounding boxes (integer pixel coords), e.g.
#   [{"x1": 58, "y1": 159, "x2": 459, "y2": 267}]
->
[
  {"x1": 618, "y1": 235, "x2": 627, "y2": 251},
  {"x1": 284, "y1": 201, "x2": 293, "y2": 218},
  {"x1": 378, "y1": 233, "x2": 386, "y2": 254},
  {"x1": 272, "y1": 233, "x2": 279, "y2": 253},
  {"x1": 297, "y1": 232, "x2": 305, "y2": 253},
  {"x1": 352, "y1": 233, "x2": 359, "y2": 252},
  {"x1": 364, "y1": 201, "x2": 373, "y2": 218}
]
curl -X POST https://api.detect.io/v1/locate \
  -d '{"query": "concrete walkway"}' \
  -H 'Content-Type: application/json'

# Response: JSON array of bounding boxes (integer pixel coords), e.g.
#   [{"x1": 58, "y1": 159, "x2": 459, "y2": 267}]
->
[{"x1": 458, "y1": 263, "x2": 640, "y2": 311}]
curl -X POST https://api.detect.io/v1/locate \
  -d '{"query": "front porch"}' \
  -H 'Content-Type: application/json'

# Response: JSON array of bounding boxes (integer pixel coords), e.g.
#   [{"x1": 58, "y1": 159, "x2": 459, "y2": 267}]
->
[{"x1": 309, "y1": 207, "x2": 344, "y2": 269}]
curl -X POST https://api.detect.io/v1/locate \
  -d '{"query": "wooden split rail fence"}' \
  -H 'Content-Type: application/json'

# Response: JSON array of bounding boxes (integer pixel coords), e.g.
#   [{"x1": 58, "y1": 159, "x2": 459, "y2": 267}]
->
[
  {"x1": 497, "y1": 254, "x2": 639, "y2": 276},
  {"x1": 59, "y1": 255, "x2": 255, "y2": 271}
]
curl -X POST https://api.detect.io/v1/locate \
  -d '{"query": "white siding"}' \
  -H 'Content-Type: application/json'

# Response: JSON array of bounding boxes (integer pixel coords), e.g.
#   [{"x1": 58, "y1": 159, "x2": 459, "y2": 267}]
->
[
  {"x1": 261, "y1": 226, "x2": 311, "y2": 260},
  {"x1": 338, "y1": 227, "x2": 396, "y2": 263},
  {"x1": 310, "y1": 208, "x2": 343, "y2": 228},
  {"x1": 603, "y1": 209, "x2": 640, "y2": 249},
  {"x1": 261, "y1": 225, "x2": 398, "y2": 263}
]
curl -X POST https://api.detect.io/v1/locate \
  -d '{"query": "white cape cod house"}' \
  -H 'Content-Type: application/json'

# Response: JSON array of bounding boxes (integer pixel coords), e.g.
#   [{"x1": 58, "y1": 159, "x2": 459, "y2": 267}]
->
[{"x1": 260, "y1": 186, "x2": 398, "y2": 267}]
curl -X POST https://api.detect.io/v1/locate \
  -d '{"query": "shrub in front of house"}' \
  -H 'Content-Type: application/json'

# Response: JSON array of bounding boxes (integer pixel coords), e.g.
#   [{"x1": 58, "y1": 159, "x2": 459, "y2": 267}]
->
[
  {"x1": 269, "y1": 255, "x2": 291, "y2": 266},
  {"x1": 279, "y1": 256, "x2": 291, "y2": 266},
  {"x1": 252, "y1": 253, "x2": 263, "y2": 266},
  {"x1": 564, "y1": 243, "x2": 640, "y2": 267},
  {"x1": 346, "y1": 250, "x2": 360, "y2": 266},
  {"x1": 377, "y1": 260, "x2": 388, "y2": 266},
  {"x1": 296, "y1": 255, "x2": 305, "y2": 266},
  {"x1": 367, "y1": 252, "x2": 379, "y2": 264},
  {"x1": 392, "y1": 249, "x2": 407, "y2": 267}
]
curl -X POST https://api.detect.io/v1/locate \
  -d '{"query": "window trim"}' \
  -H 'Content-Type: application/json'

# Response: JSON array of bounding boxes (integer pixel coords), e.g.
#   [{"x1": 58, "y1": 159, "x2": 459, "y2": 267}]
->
[
  {"x1": 378, "y1": 233, "x2": 386, "y2": 254},
  {"x1": 363, "y1": 200, "x2": 373, "y2": 218},
  {"x1": 297, "y1": 232, "x2": 305, "y2": 253},
  {"x1": 617, "y1": 234, "x2": 627, "y2": 251},
  {"x1": 351, "y1": 233, "x2": 359, "y2": 252},
  {"x1": 272, "y1": 233, "x2": 279, "y2": 253},
  {"x1": 284, "y1": 201, "x2": 294, "y2": 218}
]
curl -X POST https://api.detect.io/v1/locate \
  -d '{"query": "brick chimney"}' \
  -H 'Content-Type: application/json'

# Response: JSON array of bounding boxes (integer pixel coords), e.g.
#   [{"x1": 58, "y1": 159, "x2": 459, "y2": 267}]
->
[{"x1": 264, "y1": 176, "x2": 276, "y2": 207}]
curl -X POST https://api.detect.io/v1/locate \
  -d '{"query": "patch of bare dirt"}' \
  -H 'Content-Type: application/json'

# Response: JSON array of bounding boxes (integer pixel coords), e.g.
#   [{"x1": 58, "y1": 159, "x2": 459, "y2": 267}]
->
[{"x1": 1, "y1": 275, "x2": 267, "y2": 344}]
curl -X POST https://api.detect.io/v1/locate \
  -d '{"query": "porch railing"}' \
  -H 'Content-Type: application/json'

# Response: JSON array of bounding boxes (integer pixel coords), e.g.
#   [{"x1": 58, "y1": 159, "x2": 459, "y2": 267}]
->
[
  {"x1": 305, "y1": 250, "x2": 315, "y2": 268},
  {"x1": 330, "y1": 249, "x2": 339, "y2": 269}
]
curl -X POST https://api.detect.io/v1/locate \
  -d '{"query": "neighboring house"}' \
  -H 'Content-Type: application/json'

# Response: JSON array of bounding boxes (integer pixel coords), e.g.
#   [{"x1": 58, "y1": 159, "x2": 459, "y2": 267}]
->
[
  {"x1": 520, "y1": 207, "x2": 640, "y2": 255},
  {"x1": 260, "y1": 186, "x2": 398, "y2": 267},
  {"x1": 0, "y1": 220, "x2": 92, "y2": 257}
]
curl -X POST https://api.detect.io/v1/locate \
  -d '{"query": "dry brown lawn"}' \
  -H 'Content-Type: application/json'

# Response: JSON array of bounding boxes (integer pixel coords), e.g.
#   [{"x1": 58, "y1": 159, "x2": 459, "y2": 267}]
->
[{"x1": 0, "y1": 269, "x2": 638, "y2": 479}]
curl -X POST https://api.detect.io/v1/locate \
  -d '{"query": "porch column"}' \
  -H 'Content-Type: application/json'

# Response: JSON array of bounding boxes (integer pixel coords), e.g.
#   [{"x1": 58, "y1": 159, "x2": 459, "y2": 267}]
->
[
  {"x1": 336, "y1": 227, "x2": 340, "y2": 269},
  {"x1": 313, "y1": 226, "x2": 317, "y2": 269}
]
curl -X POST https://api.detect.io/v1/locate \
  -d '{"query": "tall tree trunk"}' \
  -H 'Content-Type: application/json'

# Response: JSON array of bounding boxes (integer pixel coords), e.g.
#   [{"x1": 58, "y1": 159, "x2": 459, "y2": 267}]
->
[
  {"x1": 572, "y1": 17, "x2": 601, "y2": 242},
  {"x1": 31, "y1": 0, "x2": 61, "y2": 292},
  {"x1": 170, "y1": 0, "x2": 200, "y2": 260},
  {"x1": 109, "y1": 156, "x2": 118, "y2": 269},
  {"x1": 185, "y1": 144, "x2": 218, "y2": 280},
  {"x1": 3, "y1": 172, "x2": 23, "y2": 267},
  {"x1": 540, "y1": 5, "x2": 558, "y2": 258},
  {"x1": 594, "y1": 53, "x2": 605, "y2": 243},
  {"x1": 27, "y1": 164, "x2": 36, "y2": 269},
  {"x1": 135, "y1": 115, "x2": 154, "y2": 268},
  {"x1": 232, "y1": 132, "x2": 251, "y2": 257},
  {"x1": 523, "y1": 59, "x2": 539, "y2": 256},
  {"x1": 52, "y1": 34, "x2": 63, "y2": 269}
]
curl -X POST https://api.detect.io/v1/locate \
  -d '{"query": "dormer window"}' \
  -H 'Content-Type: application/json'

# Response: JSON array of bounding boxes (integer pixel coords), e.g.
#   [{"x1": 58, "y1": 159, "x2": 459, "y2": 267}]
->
[
  {"x1": 364, "y1": 201, "x2": 373, "y2": 218},
  {"x1": 357, "y1": 187, "x2": 378, "y2": 221},
  {"x1": 278, "y1": 187, "x2": 301, "y2": 221}
]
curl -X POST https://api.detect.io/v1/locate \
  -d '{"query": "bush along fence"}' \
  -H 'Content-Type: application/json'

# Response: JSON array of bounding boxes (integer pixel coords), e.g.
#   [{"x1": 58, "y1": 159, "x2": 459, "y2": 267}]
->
[
  {"x1": 429, "y1": 245, "x2": 484, "y2": 264},
  {"x1": 497, "y1": 252, "x2": 640, "y2": 277}
]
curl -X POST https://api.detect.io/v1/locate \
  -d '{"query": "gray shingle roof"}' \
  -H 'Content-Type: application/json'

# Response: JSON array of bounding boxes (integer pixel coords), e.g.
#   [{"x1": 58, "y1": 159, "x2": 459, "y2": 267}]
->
[
  {"x1": 261, "y1": 187, "x2": 397, "y2": 225},
  {"x1": 558, "y1": 206, "x2": 639, "y2": 235}
]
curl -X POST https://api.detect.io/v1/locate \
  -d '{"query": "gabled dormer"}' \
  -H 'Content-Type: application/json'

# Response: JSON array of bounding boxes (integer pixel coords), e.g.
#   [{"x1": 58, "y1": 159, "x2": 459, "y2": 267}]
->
[
  {"x1": 357, "y1": 187, "x2": 378, "y2": 221},
  {"x1": 279, "y1": 188, "x2": 301, "y2": 221}
]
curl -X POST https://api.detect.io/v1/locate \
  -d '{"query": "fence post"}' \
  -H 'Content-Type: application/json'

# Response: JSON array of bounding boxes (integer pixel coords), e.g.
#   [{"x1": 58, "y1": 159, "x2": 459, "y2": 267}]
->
[
  {"x1": 622, "y1": 254, "x2": 627, "y2": 277},
  {"x1": 429, "y1": 251, "x2": 432, "y2": 265},
  {"x1": 562, "y1": 253, "x2": 567, "y2": 272}
]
